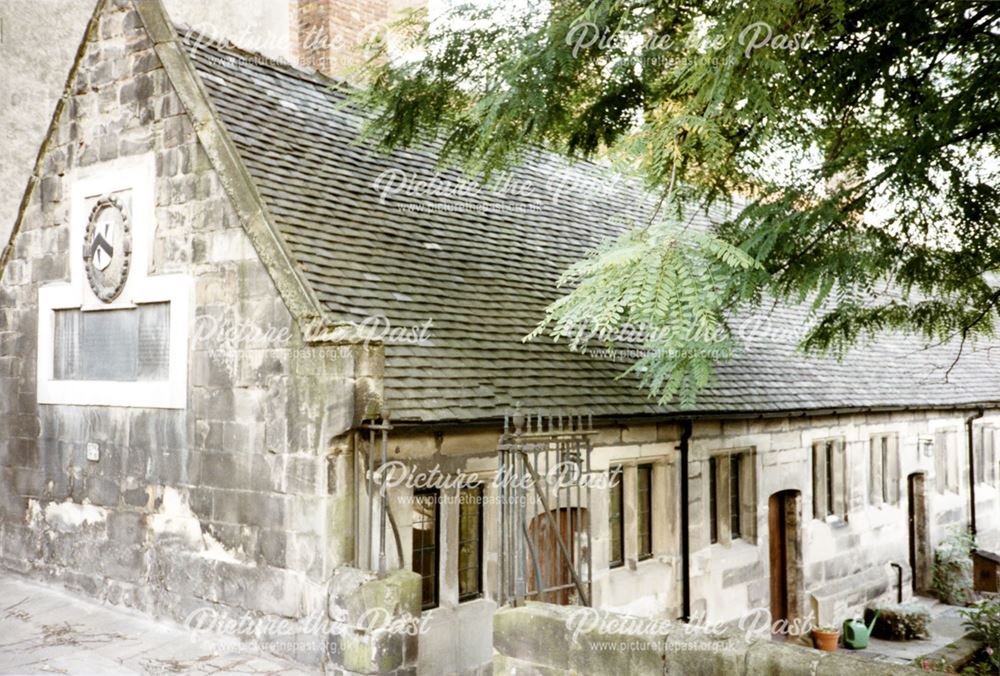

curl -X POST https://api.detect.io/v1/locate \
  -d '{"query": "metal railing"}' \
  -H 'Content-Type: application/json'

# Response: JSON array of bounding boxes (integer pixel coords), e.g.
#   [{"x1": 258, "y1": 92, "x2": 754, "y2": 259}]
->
[
  {"x1": 356, "y1": 411, "x2": 403, "y2": 574},
  {"x1": 497, "y1": 408, "x2": 596, "y2": 607}
]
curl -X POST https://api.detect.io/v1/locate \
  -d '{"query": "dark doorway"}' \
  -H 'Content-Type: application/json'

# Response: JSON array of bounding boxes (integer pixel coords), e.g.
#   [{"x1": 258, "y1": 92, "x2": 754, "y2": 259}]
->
[
  {"x1": 769, "y1": 490, "x2": 801, "y2": 632},
  {"x1": 908, "y1": 473, "x2": 930, "y2": 592}
]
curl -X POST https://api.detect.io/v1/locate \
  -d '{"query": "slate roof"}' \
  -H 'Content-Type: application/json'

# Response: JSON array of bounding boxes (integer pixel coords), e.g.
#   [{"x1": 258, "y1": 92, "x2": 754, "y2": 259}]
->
[{"x1": 180, "y1": 36, "x2": 1000, "y2": 423}]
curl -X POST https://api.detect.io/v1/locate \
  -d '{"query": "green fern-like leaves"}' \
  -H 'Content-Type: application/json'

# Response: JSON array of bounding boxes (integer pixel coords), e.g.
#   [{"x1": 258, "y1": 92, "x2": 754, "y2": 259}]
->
[{"x1": 528, "y1": 217, "x2": 759, "y2": 407}]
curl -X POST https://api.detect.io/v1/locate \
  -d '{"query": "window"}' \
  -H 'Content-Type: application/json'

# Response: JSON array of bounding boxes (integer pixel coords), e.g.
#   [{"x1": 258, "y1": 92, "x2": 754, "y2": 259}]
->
[
  {"x1": 934, "y1": 429, "x2": 960, "y2": 494},
  {"x1": 869, "y1": 434, "x2": 900, "y2": 506},
  {"x1": 975, "y1": 427, "x2": 996, "y2": 485},
  {"x1": 608, "y1": 466, "x2": 624, "y2": 568},
  {"x1": 989, "y1": 428, "x2": 998, "y2": 485},
  {"x1": 813, "y1": 439, "x2": 846, "y2": 519},
  {"x1": 636, "y1": 465, "x2": 653, "y2": 560},
  {"x1": 709, "y1": 459, "x2": 719, "y2": 544},
  {"x1": 934, "y1": 430, "x2": 947, "y2": 493},
  {"x1": 709, "y1": 452, "x2": 751, "y2": 544},
  {"x1": 53, "y1": 303, "x2": 170, "y2": 381},
  {"x1": 458, "y1": 483, "x2": 483, "y2": 601},
  {"x1": 412, "y1": 490, "x2": 439, "y2": 609},
  {"x1": 825, "y1": 445, "x2": 834, "y2": 515},
  {"x1": 730, "y1": 454, "x2": 742, "y2": 539}
]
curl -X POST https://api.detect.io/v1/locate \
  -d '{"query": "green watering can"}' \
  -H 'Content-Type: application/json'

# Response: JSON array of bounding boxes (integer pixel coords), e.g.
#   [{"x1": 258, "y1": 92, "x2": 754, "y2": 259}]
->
[{"x1": 843, "y1": 610, "x2": 880, "y2": 649}]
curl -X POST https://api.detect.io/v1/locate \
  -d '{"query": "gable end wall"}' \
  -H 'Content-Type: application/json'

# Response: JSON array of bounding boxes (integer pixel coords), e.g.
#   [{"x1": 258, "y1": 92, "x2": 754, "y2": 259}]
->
[{"x1": 0, "y1": 0, "x2": 368, "y2": 666}]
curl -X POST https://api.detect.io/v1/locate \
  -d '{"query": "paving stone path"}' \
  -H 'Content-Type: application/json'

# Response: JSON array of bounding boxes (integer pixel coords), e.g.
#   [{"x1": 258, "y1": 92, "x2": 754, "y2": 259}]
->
[{"x1": 0, "y1": 576, "x2": 313, "y2": 675}]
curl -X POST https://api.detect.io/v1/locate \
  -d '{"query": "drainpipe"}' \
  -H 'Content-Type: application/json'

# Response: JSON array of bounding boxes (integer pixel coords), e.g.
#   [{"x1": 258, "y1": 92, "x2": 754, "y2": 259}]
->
[
  {"x1": 679, "y1": 420, "x2": 693, "y2": 622},
  {"x1": 967, "y1": 409, "x2": 984, "y2": 539},
  {"x1": 889, "y1": 562, "x2": 903, "y2": 603}
]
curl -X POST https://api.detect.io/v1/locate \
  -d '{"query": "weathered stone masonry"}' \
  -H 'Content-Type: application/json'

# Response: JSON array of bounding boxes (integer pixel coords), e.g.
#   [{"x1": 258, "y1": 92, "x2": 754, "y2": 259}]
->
[{"x1": 0, "y1": 0, "x2": 371, "y2": 667}]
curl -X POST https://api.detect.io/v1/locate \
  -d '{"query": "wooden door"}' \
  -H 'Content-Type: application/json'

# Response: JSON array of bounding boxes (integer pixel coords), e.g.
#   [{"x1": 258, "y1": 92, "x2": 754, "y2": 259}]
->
[
  {"x1": 908, "y1": 473, "x2": 929, "y2": 592},
  {"x1": 527, "y1": 508, "x2": 587, "y2": 605}
]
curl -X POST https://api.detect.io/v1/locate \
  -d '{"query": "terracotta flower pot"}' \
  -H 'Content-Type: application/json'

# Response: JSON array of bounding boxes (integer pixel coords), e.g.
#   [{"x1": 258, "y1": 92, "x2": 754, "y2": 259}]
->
[{"x1": 812, "y1": 628, "x2": 840, "y2": 652}]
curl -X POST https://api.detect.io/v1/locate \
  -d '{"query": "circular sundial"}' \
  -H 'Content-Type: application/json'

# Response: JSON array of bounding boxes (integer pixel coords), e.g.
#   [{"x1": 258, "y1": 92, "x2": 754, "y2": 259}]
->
[{"x1": 83, "y1": 195, "x2": 132, "y2": 303}]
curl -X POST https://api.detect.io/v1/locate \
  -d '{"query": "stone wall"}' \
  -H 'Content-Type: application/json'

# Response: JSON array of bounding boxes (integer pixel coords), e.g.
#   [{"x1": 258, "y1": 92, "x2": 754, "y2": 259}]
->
[
  {"x1": 0, "y1": 0, "x2": 292, "y2": 260},
  {"x1": 688, "y1": 410, "x2": 1000, "y2": 628},
  {"x1": 492, "y1": 602, "x2": 924, "y2": 675},
  {"x1": 0, "y1": 0, "x2": 367, "y2": 667},
  {"x1": 326, "y1": 567, "x2": 422, "y2": 675},
  {"x1": 0, "y1": 0, "x2": 95, "y2": 253}
]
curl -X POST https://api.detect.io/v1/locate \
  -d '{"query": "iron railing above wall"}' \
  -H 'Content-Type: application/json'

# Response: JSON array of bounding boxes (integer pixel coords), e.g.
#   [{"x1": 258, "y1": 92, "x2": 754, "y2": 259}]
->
[{"x1": 497, "y1": 408, "x2": 596, "y2": 607}]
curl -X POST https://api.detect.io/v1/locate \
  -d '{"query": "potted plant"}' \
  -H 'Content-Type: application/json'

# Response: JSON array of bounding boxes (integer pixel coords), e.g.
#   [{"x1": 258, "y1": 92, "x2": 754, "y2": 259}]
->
[{"x1": 812, "y1": 626, "x2": 840, "y2": 652}]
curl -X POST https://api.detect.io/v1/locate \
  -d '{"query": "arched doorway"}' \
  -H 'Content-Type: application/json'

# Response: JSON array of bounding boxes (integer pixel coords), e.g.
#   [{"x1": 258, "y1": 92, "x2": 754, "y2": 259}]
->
[{"x1": 768, "y1": 490, "x2": 802, "y2": 633}]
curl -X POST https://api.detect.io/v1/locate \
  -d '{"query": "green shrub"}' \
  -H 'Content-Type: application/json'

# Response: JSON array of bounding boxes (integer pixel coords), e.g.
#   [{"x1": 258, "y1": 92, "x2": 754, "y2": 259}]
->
[
  {"x1": 932, "y1": 529, "x2": 977, "y2": 606},
  {"x1": 865, "y1": 603, "x2": 931, "y2": 640},
  {"x1": 959, "y1": 652, "x2": 995, "y2": 675},
  {"x1": 960, "y1": 595, "x2": 1000, "y2": 671}
]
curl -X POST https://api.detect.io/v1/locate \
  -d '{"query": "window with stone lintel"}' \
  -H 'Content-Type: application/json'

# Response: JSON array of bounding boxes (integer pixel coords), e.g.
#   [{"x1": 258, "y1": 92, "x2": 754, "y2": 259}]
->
[
  {"x1": 708, "y1": 449, "x2": 755, "y2": 545},
  {"x1": 812, "y1": 439, "x2": 847, "y2": 520},
  {"x1": 869, "y1": 433, "x2": 900, "y2": 506}
]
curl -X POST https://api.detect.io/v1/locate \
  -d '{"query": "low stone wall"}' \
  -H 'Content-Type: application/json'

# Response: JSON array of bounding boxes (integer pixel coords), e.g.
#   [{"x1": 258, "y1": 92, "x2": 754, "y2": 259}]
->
[
  {"x1": 326, "y1": 567, "x2": 422, "y2": 676},
  {"x1": 918, "y1": 634, "x2": 984, "y2": 673},
  {"x1": 493, "y1": 603, "x2": 925, "y2": 675}
]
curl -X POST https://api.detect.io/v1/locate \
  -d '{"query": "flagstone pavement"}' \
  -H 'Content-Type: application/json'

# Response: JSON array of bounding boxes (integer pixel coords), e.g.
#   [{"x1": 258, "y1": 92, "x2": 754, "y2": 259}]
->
[{"x1": 0, "y1": 575, "x2": 313, "y2": 675}]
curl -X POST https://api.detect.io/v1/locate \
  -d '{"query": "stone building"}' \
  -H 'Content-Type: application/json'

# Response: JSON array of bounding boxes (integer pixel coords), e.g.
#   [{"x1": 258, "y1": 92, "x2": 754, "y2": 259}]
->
[{"x1": 1, "y1": 1, "x2": 999, "y2": 674}]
